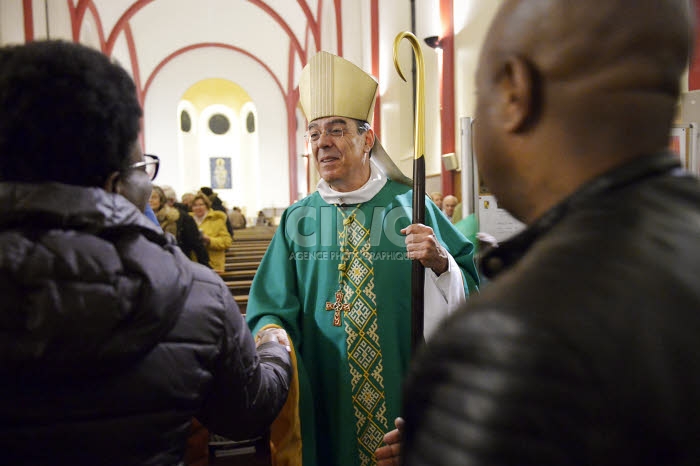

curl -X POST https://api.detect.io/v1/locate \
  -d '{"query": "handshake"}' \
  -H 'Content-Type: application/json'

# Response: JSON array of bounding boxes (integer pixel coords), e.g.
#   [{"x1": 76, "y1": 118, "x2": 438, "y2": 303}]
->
[{"x1": 255, "y1": 327, "x2": 291, "y2": 353}]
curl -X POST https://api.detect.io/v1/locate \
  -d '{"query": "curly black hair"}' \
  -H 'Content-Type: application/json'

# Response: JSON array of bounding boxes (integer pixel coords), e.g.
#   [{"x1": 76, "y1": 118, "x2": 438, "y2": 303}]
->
[{"x1": 0, "y1": 40, "x2": 142, "y2": 186}]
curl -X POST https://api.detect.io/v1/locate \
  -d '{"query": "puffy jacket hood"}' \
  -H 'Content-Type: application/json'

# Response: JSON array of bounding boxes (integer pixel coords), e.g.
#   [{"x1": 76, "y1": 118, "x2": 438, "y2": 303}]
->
[{"x1": 0, "y1": 183, "x2": 193, "y2": 377}]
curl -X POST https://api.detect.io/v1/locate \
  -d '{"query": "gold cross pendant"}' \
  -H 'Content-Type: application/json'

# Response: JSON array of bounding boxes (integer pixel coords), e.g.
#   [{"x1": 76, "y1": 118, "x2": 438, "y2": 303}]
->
[{"x1": 325, "y1": 290, "x2": 351, "y2": 326}]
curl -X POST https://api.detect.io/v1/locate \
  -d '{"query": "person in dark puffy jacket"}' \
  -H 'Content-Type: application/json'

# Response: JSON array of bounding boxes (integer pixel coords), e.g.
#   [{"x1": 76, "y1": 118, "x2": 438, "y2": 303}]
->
[{"x1": 0, "y1": 40, "x2": 291, "y2": 466}]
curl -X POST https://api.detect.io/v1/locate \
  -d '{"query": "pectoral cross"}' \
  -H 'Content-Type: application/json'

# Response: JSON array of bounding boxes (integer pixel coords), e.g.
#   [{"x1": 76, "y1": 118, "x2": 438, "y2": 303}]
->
[{"x1": 326, "y1": 290, "x2": 351, "y2": 326}]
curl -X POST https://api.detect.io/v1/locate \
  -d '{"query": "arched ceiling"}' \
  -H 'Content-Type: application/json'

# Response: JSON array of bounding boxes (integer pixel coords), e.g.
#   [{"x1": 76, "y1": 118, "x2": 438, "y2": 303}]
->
[
  {"x1": 28, "y1": 0, "x2": 345, "y2": 203},
  {"x1": 59, "y1": 0, "x2": 339, "y2": 106}
]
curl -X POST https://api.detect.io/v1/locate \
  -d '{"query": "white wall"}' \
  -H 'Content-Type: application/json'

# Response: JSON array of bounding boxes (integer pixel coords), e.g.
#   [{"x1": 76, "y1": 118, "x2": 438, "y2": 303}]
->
[
  {"x1": 454, "y1": 1, "x2": 502, "y2": 128},
  {"x1": 415, "y1": 0, "x2": 444, "y2": 178},
  {"x1": 0, "y1": 0, "x2": 26, "y2": 45},
  {"x1": 238, "y1": 102, "x2": 259, "y2": 210},
  {"x1": 142, "y1": 47, "x2": 288, "y2": 216},
  {"x1": 177, "y1": 100, "x2": 199, "y2": 198},
  {"x1": 377, "y1": 0, "x2": 413, "y2": 180}
]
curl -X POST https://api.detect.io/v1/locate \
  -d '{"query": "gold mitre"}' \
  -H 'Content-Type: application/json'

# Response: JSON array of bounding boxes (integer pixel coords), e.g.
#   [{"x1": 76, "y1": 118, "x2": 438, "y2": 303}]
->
[
  {"x1": 299, "y1": 51, "x2": 411, "y2": 185},
  {"x1": 299, "y1": 51, "x2": 377, "y2": 123}
]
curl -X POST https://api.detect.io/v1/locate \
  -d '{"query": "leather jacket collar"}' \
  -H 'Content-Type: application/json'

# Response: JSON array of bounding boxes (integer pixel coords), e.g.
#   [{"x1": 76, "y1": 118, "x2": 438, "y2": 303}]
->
[{"x1": 480, "y1": 152, "x2": 684, "y2": 279}]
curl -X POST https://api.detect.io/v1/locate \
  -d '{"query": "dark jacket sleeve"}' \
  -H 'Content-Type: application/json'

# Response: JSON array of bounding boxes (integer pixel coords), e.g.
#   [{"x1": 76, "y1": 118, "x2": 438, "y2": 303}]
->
[
  {"x1": 178, "y1": 213, "x2": 211, "y2": 267},
  {"x1": 199, "y1": 284, "x2": 291, "y2": 440},
  {"x1": 402, "y1": 310, "x2": 596, "y2": 466}
]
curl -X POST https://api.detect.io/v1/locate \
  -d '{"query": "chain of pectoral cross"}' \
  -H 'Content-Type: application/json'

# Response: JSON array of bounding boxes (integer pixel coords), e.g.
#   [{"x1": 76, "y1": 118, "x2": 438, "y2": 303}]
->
[{"x1": 325, "y1": 204, "x2": 362, "y2": 326}]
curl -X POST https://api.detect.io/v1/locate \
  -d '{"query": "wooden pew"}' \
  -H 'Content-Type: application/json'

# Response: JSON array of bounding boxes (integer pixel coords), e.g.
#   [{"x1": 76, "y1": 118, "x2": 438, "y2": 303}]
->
[
  {"x1": 225, "y1": 254, "x2": 266, "y2": 264},
  {"x1": 219, "y1": 270, "x2": 257, "y2": 281},
  {"x1": 220, "y1": 226, "x2": 275, "y2": 314},
  {"x1": 225, "y1": 261, "x2": 261, "y2": 271}
]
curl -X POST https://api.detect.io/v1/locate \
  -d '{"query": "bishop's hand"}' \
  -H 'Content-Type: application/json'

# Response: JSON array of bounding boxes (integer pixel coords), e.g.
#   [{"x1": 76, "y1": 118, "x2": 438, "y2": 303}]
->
[
  {"x1": 375, "y1": 417, "x2": 405, "y2": 466},
  {"x1": 401, "y1": 223, "x2": 448, "y2": 275},
  {"x1": 255, "y1": 327, "x2": 291, "y2": 352}
]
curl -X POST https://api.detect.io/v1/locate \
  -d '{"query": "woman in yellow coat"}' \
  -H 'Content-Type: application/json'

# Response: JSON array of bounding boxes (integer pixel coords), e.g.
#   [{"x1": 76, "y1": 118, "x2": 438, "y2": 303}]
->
[{"x1": 190, "y1": 192, "x2": 232, "y2": 272}]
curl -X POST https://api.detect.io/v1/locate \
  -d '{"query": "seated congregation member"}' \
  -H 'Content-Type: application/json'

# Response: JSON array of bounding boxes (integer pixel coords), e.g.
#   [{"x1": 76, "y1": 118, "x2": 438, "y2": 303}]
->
[
  {"x1": 150, "y1": 185, "x2": 210, "y2": 267},
  {"x1": 400, "y1": 1, "x2": 700, "y2": 465},
  {"x1": 0, "y1": 40, "x2": 291, "y2": 465},
  {"x1": 228, "y1": 206, "x2": 247, "y2": 230},
  {"x1": 255, "y1": 210, "x2": 269, "y2": 226},
  {"x1": 190, "y1": 192, "x2": 232, "y2": 272}
]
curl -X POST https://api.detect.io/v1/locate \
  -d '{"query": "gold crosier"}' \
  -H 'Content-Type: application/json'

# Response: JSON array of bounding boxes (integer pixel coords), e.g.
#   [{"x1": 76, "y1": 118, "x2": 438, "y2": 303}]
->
[
  {"x1": 394, "y1": 31, "x2": 427, "y2": 353},
  {"x1": 325, "y1": 204, "x2": 362, "y2": 326}
]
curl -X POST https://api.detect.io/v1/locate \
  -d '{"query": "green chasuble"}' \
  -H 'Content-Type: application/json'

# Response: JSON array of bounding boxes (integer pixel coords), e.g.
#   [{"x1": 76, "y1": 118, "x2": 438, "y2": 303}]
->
[{"x1": 247, "y1": 180, "x2": 478, "y2": 466}]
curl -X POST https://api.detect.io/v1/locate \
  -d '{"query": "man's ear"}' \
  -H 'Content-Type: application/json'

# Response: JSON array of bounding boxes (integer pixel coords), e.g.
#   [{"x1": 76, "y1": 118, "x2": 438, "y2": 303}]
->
[
  {"x1": 498, "y1": 55, "x2": 540, "y2": 133},
  {"x1": 103, "y1": 171, "x2": 121, "y2": 194},
  {"x1": 364, "y1": 128, "x2": 376, "y2": 153}
]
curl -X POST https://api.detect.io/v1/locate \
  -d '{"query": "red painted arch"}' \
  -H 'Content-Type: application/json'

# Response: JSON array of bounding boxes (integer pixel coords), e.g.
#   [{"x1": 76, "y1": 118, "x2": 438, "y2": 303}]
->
[
  {"x1": 124, "y1": 24, "x2": 143, "y2": 104},
  {"x1": 371, "y1": 0, "x2": 380, "y2": 137},
  {"x1": 440, "y1": 0, "x2": 455, "y2": 195},
  {"x1": 65, "y1": 0, "x2": 342, "y2": 203},
  {"x1": 72, "y1": 0, "x2": 90, "y2": 41},
  {"x1": 66, "y1": 0, "x2": 75, "y2": 28},
  {"x1": 124, "y1": 23, "x2": 145, "y2": 147},
  {"x1": 249, "y1": 0, "x2": 307, "y2": 67},
  {"x1": 67, "y1": 0, "x2": 107, "y2": 49},
  {"x1": 87, "y1": 2, "x2": 107, "y2": 51},
  {"x1": 141, "y1": 43, "x2": 287, "y2": 102},
  {"x1": 334, "y1": 0, "x2": 343, "y2": 56},
  {"x1": 297, "y1": 0, "x2": 320, "y2": 51},
  {"x1": 22, "y1": 0, "x2": 33, "y2": 41},
  {"x1": 287, "y1": 43, "x2": 299, "y2": 202},
  {"x1": 689, "y1": 0, "x2": 700, "y2": 90},
  {"x1": 105, "y1": 0, "x2": 155, "y2": 55}
]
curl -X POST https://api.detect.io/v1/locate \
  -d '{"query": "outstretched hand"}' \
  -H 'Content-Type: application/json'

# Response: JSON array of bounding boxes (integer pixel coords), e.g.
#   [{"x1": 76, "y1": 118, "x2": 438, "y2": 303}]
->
[
  {"x1": 255, "y1": 327, "x2": 291, "y2": 352},
  {"x1": 375, "y1": 417, "x2": 405, "y2": 466}
]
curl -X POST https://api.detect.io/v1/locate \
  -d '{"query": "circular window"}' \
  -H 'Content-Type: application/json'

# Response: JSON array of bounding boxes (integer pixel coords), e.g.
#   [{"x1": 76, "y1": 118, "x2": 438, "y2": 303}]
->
[
  {"x1": 208, "y1": 114, "x2": 230, "y2": 135},
  {"x1": 180, "y1": 110, "x2": 192, "y2": 132},
  {"x1": 246, "y1": 112, "x2": 256, "y2": 133}
]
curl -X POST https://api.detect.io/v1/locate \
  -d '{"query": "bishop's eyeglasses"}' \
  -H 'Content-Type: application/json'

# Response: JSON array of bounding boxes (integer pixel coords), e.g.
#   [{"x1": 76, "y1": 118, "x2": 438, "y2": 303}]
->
[
  {"x1": 130, "y1": 154, "x2": 160, "y2": 181},
  {"x1": 305, "y1": 127, "x2": 346, "y2": 143}
]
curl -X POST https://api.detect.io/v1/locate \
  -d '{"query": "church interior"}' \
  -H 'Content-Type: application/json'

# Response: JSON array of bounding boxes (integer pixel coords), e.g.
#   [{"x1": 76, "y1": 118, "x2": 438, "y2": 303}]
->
[
  {"x1": 2, "y1": 2, "x2": 700, "y2": 466},
  {"x1": 2, "y1": 0, "x2": 698, "y2": 223}
]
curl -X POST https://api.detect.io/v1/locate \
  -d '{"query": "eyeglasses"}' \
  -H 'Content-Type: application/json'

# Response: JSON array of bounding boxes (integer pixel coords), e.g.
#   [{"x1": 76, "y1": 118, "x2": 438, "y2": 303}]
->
[
  {"x1": 305, "y1": 127, "x2": 346, "y2": 143},
  {"x1": 130, "y1": 154, "x2": 160, "y2": 181}
]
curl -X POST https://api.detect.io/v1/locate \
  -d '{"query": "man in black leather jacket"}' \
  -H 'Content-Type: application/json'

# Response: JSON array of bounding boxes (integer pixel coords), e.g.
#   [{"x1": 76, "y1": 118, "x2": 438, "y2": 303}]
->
[
  {"x1": 0, "y1": 40, "x2": 291, "y2": 465},
  {"x1": 399, "y1": 1, "x2": 700, "y2": 465}
]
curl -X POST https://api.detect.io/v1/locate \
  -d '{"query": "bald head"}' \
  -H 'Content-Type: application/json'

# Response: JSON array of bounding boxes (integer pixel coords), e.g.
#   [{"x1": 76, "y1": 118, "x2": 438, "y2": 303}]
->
[
  {"x1": 490, "y1": 0, "x2": 692, "y2": 93},
  {"x1": 474, "y1": 0, "x2": 693, "y2": 223},
  {"x1": 443, "y1": 195, "x2": 458, "y2": 218}
]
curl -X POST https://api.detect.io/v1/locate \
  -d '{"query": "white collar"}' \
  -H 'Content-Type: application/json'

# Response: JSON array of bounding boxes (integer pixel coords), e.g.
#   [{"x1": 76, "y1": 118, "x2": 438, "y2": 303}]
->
[{"x1": 316, "y1": 159, "x2": 388, "y2": 205}]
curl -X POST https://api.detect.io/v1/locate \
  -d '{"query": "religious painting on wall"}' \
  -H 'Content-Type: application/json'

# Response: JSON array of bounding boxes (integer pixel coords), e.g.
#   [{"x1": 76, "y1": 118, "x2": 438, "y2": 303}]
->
[{"x1": 210, "y1": 157, "x2": 232, "y2": 189}]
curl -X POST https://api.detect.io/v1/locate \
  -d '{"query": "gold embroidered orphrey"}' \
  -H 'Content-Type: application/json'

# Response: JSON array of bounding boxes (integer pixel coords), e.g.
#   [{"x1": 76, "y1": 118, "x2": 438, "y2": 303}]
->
[
  {"x1": 324, "y1": 204, "x2": 361, "y2": 326},
  {"x1": 330, "y1": 205, "x2": 389, "y2": 465}
]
